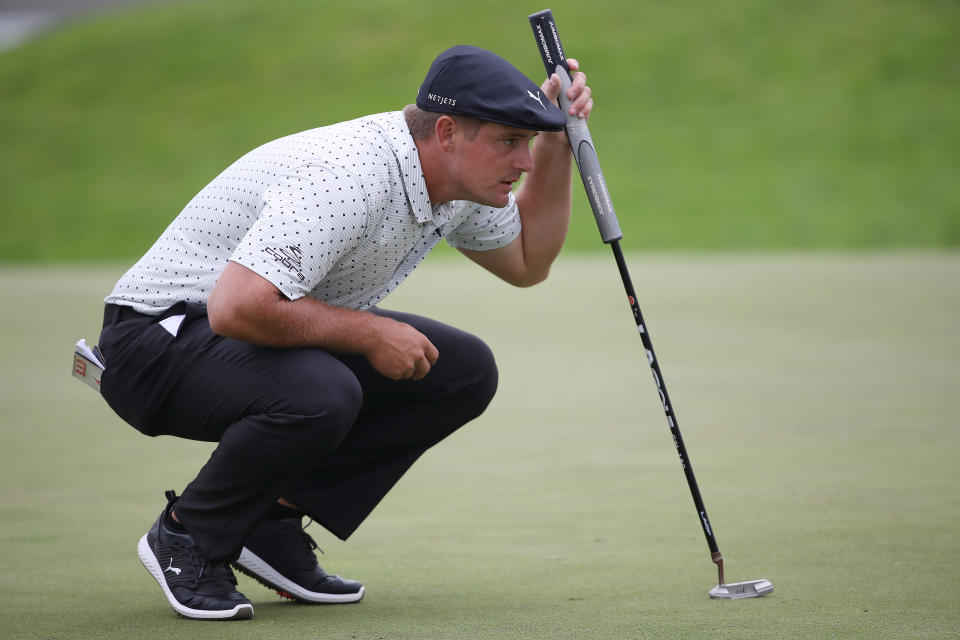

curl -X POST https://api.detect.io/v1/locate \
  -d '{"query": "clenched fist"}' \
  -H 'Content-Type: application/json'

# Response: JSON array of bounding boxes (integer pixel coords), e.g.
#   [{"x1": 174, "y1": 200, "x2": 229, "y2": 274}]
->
[{"x1": 365, "y1": 316, "x2": 440, "y2": 380}]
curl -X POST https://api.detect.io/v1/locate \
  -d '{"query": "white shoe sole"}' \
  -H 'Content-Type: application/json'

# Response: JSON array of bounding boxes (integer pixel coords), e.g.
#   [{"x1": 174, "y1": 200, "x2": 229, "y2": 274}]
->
[
  {"x1": 138, "y1": 534, "x2": 254, "y2": 620},
  {"x1": 235, "y1": 547, "x2": 365, "y2": 604}
]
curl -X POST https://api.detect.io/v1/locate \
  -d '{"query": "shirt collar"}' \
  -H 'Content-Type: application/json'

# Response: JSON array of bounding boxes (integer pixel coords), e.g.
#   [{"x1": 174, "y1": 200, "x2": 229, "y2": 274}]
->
[
  {"x1": 386, "y1": 112, "x2": 434, "y2": 224},
  {"x1": 431, "y1": 201, "x2": 456, "y2": 227}
]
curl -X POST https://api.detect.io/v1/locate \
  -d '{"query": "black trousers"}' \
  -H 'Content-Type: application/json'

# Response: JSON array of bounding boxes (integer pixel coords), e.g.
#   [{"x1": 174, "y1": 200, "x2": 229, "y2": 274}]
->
[{"x1": 98, "y1": 302, "x2": 498, "y2": 561}]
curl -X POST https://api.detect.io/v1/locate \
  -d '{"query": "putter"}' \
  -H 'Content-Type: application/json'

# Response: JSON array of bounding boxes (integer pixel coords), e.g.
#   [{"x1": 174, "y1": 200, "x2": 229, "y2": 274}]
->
[{"x1": 528, "y1": 9, "x2": 773, "y2": 600}]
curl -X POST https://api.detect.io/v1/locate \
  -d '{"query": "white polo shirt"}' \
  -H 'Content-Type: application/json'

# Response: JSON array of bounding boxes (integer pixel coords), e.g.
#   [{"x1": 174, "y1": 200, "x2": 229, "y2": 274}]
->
[{"x1": 105, "y1": 111, "x2": 522, "y2": 314}]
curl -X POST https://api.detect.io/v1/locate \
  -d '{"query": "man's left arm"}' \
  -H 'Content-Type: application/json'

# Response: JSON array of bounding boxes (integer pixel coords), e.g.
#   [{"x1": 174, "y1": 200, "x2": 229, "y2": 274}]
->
[{"x1": 460, "y1": 59, "x2": 593, "y2": 287}]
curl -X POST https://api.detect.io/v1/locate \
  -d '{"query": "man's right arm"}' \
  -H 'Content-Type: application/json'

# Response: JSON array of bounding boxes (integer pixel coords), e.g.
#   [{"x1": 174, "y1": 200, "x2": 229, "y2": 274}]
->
[{"x1": 207, "y1": 261, "x2": 438, "y2": 380}]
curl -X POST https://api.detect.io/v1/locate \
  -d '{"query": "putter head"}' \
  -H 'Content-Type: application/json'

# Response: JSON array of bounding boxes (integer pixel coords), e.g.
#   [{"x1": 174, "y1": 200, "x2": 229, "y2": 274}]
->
[{"x1": 709, "y1": 579, "x2": 773, "y2": 599}]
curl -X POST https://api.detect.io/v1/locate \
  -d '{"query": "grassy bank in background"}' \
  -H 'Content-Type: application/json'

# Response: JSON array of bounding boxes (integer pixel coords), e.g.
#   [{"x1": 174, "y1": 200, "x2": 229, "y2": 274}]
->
[{"x1": 1, "y1": 0, "x2": 958, "y2": 261}]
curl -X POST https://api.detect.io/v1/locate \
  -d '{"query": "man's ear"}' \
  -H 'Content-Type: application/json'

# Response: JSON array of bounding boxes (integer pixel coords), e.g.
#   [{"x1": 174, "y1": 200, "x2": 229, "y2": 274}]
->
[{"x1": 435, "y1": 116, "x2": 457, "y2": 151}]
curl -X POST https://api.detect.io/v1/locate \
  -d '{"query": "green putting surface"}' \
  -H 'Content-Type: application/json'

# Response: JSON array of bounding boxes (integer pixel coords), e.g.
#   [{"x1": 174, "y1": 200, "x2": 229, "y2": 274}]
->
[{"x1": 1, "y1": 253, "x2": 957, "y2": 639}]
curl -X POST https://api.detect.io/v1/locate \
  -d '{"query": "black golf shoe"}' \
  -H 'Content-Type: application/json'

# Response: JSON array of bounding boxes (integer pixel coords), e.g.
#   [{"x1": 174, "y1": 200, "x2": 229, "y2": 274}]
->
[
  {"x1": 137, "y1": 491, "x2": 254, "y2": 620},
  {"x1": 234, "y1": 515, "x2": 365, "y2": 604}
]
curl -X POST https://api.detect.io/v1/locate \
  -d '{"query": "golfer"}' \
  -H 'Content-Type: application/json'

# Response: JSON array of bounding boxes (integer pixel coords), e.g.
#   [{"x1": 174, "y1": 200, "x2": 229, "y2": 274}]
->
[{"x1": 97, "y1": 45, "x2": 593, "y2": 620}]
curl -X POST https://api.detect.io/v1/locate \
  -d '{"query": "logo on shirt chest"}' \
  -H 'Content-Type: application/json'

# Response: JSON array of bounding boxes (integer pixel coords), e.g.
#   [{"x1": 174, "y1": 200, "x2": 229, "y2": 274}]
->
[{"x1": 264, "y1": 245, "x2": 305, "y2": 282}]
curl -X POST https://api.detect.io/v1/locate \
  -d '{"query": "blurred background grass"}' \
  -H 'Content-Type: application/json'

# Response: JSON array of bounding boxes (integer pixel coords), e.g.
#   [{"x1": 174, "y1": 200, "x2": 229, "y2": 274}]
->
[{"x1": 1, "y1": 0, "x2": 958, "y2": 261}]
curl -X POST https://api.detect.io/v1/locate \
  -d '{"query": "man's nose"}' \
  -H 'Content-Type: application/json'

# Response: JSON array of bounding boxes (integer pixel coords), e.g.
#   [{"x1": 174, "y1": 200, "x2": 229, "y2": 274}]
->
[{"x1": 514, "y1": 146, "x2": 534, "y2": 173}]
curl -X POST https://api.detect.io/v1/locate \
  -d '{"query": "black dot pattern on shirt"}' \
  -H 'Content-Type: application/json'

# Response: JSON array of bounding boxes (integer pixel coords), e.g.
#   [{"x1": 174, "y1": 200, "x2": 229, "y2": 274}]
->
[{"x1": 105, "y1": 112, "x2": 522, "y2": 311}]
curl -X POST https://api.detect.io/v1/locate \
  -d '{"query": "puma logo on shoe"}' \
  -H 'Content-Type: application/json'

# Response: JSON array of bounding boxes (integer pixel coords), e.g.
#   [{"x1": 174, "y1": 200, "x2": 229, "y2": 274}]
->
[{"x1": 165, "y1": 558, "x2": 182, "y2": 576}]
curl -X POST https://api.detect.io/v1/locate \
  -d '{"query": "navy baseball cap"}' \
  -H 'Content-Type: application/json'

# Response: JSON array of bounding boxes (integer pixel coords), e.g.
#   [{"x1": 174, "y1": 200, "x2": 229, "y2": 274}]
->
[{"x1": 416, "y1": 45, "x2": 566, "y2": 132}]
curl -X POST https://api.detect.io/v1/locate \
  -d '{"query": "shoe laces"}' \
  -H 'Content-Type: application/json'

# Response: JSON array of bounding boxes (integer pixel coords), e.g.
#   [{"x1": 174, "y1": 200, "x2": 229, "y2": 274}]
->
[
  {"x1": 264, "y1": 517, "x2": 326, "y2": 577},
  {"x1": 286, "y1": 518, "x2": 324, "y2": 557},
  {"x1": 199, "y1": 558, "x2": 239, "y2": 588},
  {"x1": 166, "y1": 535, "x2": 237, "y2": 588}
]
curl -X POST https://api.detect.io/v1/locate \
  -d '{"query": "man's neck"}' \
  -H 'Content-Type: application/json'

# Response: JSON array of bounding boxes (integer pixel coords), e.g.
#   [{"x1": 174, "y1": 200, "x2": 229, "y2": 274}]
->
[{"x1": 413, "y1": 137, "x2": 454, "y2": 206}]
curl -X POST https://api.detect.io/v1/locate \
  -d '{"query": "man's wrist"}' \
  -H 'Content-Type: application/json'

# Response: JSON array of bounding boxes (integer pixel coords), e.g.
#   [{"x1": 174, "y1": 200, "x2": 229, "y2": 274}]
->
[{"x1": 537, "y1": 129, "x2": 571, "y2": 151}]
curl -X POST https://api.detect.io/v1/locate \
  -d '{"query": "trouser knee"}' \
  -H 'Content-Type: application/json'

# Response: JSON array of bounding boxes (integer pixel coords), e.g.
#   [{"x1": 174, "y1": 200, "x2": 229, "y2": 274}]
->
[
  {"x1": 474, "y1": 343, "x2": 499, "y2": 407},
  {"x1": 290, "y1": 377, "x2": 364, "y2": 452},
  {"x1": 450, "y1": 335, "x2": 499, "y2": 419}
]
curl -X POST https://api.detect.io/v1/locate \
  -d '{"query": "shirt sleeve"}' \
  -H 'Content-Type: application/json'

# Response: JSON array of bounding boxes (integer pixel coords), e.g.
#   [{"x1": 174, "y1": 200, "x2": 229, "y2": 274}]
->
[
  {"x1": 229, "y1": 162, "x2": 369, "y2": 300},
  {"x1": 444, "y1": 192, "x2": 522, "y2": 251}
]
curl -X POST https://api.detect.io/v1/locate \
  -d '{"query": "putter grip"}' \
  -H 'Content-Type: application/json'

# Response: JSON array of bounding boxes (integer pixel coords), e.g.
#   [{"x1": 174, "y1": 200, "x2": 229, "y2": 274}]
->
[{"x1": 529, "y1": 9, "x2": 623, "y2": 244}]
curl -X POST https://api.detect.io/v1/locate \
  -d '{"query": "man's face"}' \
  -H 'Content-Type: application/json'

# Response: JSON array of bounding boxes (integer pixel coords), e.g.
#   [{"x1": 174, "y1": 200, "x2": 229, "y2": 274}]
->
[{"x1": 448, "y1": 121, "x2": 537, "y2": 208}]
